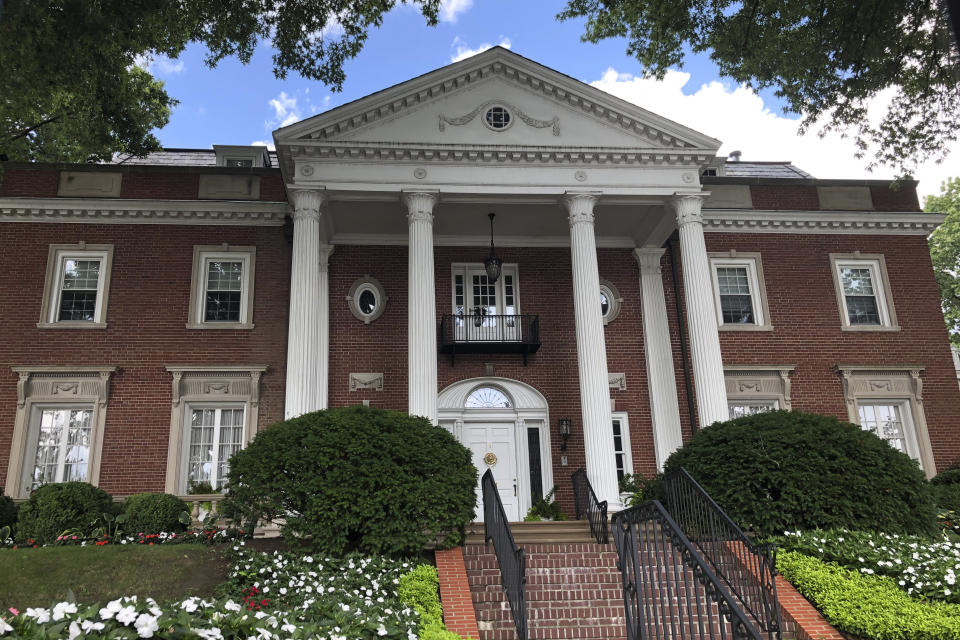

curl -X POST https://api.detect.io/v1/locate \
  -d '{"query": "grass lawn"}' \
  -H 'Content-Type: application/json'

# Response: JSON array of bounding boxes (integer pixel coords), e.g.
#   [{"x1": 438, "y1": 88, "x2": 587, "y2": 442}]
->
[{"x1": 0, "y1": 545, "x2": 230, "y2": 609}]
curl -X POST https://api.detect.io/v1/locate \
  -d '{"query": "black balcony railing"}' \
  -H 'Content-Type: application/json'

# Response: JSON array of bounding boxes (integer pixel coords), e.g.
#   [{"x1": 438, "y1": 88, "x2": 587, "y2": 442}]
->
[
  {"x1": 663, "y1": 468, "x2": 782, "y2": 639},
  {"x1": 482, "y1": 469, "x2": 527, "y2": 640},
  {"x1": 439, "y1": 314, "x2": 541, "y2": 365},
  {"x1": 572, "y1": 467, "x2": 608, "y2": 544},
  {"x1": 612, "y1": 501, "x2": 766, "y2": 640}
]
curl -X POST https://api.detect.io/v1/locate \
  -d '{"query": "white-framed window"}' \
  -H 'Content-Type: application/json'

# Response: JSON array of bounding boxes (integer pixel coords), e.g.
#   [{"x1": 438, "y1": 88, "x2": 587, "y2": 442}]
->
[
  {"x1": 6, "y1": 366, "x2": 116, "y2": 498},
  {"x1": 857, "y1": 402, "x2": 915, "y2": 456},
  {"x1": 347, "y1": 276, "x2": 387, "y2": 324},
  {"x1": 183, "y1": 405, "x2": 246, "y2": 491},
  {"x1": 837, "y1": 365, "x2": 933, "y2": 473},
  {"x1": 611, "y1": 412, "x2": 633, "y2": 484},
  {"x1": 709, "y1": 253, "x2": 770, "y2": 330},
  {"x1": 38, "y1": 244, "x2": 114, "y2": 329},
  {"x1": 451, "y1": 263, "x2": 521, "y2": 341},
  {"x1": 187, "y1": 246, "x2": 255, "y2": 329},
  {"x1": 24, "y1": 406, "x2": 94, "y2": 491},
  {"x1": 164, "y1": 365, "x2": 265, "y2": 494},
  {"x1": 599, "y1": 279, "x2": 622, "y2": 325},
  {"x1": 213, "y1": 145, "x2": 268, "y2": 168},
  {"x1": 829, "y1": 254, "x2": 898, "y2": 330},
  {"x1": 728, "y1": 400, "x2": 778, "y2": 419}
]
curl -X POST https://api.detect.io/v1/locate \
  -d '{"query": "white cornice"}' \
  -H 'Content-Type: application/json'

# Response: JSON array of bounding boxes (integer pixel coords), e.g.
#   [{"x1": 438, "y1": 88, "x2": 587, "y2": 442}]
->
[
  {"x1": 0, "y1": 198, "x2": 289, "y2": 226},
  {"x1": 703, "y1": 209, "x2": 944, "y2": 235},
  {"x1": 276, "y1": 49, "x2": 720, "y2": 151},
  {"x1": 287, "y1": 141, "x2": 713, "y2": 168}
]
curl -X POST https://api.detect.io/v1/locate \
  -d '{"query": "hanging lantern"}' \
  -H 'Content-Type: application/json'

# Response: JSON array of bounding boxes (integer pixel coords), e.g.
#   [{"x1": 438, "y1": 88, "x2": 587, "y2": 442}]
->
[{"x1": 484, "y1": 212, "x2": 503, "y2": 283}]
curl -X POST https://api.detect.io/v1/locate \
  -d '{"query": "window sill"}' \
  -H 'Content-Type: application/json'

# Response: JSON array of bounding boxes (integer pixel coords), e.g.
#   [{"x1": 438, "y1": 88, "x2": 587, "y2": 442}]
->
[
  {"x1": 36, "y1": 321, "x2": 107, "y2": 330},
  {"x1": 718, "y1": 324, "x2": 774, "y2": 332},
  {"x1": 840, "y1": 324, "x2": 901, "y2": 332},
  {"x1": 185, "y1": 322, "x2": 255, "y2": 330}
]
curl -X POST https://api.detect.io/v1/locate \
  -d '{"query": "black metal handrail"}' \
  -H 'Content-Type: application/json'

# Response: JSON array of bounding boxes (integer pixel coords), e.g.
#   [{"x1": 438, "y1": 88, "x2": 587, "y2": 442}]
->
[
  {"x1": 571, "y1": 467, "x2": 608, "y2": 544},
  {"x1": 663, "y1": 468, "x2": 781, "y2": 639},
  {"x1": 440, "y1": 313, "x2": 540, "y2": 344},
  {"x1": 482, "y1": 469, "x2": 527, "y2": 640},
  {"x1": 612, "y1": 501, "x2": 767, "y2": 640}
]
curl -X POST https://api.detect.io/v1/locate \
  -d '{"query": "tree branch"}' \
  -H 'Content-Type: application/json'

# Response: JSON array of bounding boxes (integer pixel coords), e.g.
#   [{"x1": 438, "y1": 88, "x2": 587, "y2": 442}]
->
[{"x1": 4, "y1": 113, "x2": 65, "y2": 143}]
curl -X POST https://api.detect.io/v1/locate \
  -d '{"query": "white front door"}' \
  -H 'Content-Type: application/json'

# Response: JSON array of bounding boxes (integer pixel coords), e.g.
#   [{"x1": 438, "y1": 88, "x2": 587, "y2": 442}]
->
[{"x1": 465, "y1": 421, "x2": 519, "y2": 521}]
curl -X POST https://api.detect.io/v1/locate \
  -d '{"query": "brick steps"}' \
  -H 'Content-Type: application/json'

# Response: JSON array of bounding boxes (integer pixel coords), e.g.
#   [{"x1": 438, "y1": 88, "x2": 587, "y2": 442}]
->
[
  {"x1": 465, "y1": 520, "x2": 598, "y2": 545},
  {"x1": 465, "y1": 543, "x2": 627, "y2": 640}
]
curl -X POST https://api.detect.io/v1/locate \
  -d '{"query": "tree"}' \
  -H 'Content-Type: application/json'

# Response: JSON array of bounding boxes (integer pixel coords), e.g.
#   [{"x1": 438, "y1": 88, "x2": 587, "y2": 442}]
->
[
  {"x1": 926, "y1": 177, "x2": 960, "y2": 345},
  {"x1": 559, "y1": 0, "x2": 960, "y2": 177},
  {"x1": 0, "y1": 0, "x2": 440, "y2": 165}
]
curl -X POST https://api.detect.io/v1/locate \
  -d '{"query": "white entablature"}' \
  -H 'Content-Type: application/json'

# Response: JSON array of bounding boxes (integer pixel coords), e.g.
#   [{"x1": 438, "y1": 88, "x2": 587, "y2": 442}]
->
[{"x1": 273, "y1": 47, "x2": 721, "y2": 197}]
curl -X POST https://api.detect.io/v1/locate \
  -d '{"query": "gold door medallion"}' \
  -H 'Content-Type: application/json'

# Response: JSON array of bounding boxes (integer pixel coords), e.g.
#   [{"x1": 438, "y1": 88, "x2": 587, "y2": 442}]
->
[{"x1": 483, "y1": 452, "x2": 498, "y2": 466}]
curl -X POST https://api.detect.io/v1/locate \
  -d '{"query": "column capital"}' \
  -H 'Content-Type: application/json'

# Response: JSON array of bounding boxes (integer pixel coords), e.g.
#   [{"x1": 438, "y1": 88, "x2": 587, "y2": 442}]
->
[
  {"x1": 402, "y1": 191, "x2": 438, "y2": 224},
  {"x1": 633, "y1": 247, "x2": 666, "y2": 273},
  {"x1": 671, "y1": 193, "x2": 705, "y2": 227},
  {"x1": 289, "y1": 188, "x2": 327, "y2": 221},
  {"x1": 562, "y1": 192, "x2": 601, "y2": 227}
]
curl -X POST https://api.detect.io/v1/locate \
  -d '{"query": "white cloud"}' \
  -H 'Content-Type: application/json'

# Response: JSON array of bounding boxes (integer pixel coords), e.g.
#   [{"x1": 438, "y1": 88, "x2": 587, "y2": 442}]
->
[
  {"x1": 250, "y1": 139, "x2": 276, "y2": 151},
  {"x1": 440, "y1": 0, "x2": 473, "y2": 23},
  {"x1": 450, "y1": 36, "x2": 511, "y2": 63},
  {"x1": 269, "y1": 91, "x2": 301, "y2": 128},
  {"x1": 590, "y1": 68, "x2": 959, "y2": 201},
  {"x1": 133, "y1": 53, "x2": 185, "y2": 75}
]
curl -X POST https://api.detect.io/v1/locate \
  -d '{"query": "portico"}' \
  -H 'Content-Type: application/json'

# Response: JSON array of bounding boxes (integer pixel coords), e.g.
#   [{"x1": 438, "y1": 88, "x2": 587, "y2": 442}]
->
[{"x1": 273, "y1": 47, "x2": 729, "y2": 511}]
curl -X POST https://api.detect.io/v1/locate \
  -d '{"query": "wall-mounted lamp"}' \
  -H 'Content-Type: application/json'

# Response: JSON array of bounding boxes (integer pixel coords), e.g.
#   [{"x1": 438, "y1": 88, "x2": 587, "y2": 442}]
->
[{"x1": 558, "y1": 418, "x2": 572, "y2": 451}]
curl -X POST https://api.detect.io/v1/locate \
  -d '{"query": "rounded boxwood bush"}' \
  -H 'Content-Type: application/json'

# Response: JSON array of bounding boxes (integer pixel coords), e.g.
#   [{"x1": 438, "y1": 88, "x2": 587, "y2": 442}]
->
[
  {"x1": 931, "y1": 464, "x2": 960, "y2": 511},
  {"x1": 663, "y1": 411, "x2": 937, "y2": 537},
  {"x1": 122, "y1": 493, "x2": 189, "y2": 534},
  {"x1": 17, "y1": 482, "x2": 113, "y2": 543},
  {"x1": 0, "y1": 495, "x2": 17, "y2": 531},
  {"x1": 221, "y1": 405, "x2": 477, "y2": 556}
]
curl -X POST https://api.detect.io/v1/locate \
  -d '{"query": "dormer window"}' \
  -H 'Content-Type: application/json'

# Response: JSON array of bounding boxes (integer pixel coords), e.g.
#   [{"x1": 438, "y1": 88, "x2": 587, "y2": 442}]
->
[{"x1": 213, "y1": 145, "x2": 269, "y2": 168}]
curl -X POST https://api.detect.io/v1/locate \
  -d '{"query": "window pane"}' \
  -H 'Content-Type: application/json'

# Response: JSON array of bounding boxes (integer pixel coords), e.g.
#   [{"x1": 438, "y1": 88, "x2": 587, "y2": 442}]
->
[
  {"x1": 527, "y1": 427, "x2": 543, "y2": 504},
  {"x1": 846, "y1": 295, "x2": 880, "y2": 325},
  {"x1": 58, "y1": 291, "x2": 98, "y2": 321},
  {"x1": 612, "y1": 419, "x2": 627, "y2": 482},
  {"x1": 207, "y1": 261, "x2": 243, "y2": 291},
  {"x1": 840, "y1": 267, "x2": 875, "y2": 296},
  {"x1": 728, "y1": 402, "x2": 776, "y2": 419},
  {"x1": 716, "y1": 267, "x2": 750, "y2": 295},
  {"x1": 600, "y1": 291, "x2": 609, "y2": 316},
  {"x1": 716, "y1": 267, "x2": 754, "y2": 324},
  {"x1": 32, "y1": 411, "x2": 65, "y2": 489},
  {"x1": 465, "y1": 387, "x2": 512, "y2": 408},
  {"x1": 188, "y1": 409, "x2": 216, "y2": 486},
  {"x1": 31, "y1": 409, "x2": 91, "y2": 488},
  {"x1": 858, "y1": 404, "x2": 907, "y2": 453},
  {"x1": 61, "y1": 259, "x2": 100, "y2": 290},
  {"x1": 216, "y1": 409, "x2": 245, "y2": 489},
  {"x1": 720, "y1": 294, "x2": 755, "y2": 324},
  {"x1": 204, "y1": 260, "x2": 243, "y2": 322},
  {"x1": 358, "y1": 289, "x2": 377, "y2": 315},
  {"x1": 63, "y1": 410, "x2": 92, "y2": 482}
]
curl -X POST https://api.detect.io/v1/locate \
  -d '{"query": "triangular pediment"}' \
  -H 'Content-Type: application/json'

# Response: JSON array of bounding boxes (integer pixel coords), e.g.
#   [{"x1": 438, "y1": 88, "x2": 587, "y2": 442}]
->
[{"x1": 275, "y1": 48, "x2": 720, "y2": 155}]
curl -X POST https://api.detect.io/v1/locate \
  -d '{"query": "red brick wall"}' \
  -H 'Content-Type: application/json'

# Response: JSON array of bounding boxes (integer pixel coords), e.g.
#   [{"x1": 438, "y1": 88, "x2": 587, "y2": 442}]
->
[
  {"x1": 0, "y1": 168, "x2": 287, "y2": 202},
  {"x1": 0, "y1": 223, "x2": 290, "y2": 496},
  {"x1": 871, "y1": 184, "x2": 921, "y2": 211},
  {"x1": 704, "y1": 232, "x2": 960, "y2": 471},
  {"x1": 750, "y1": 185, "x2": 820, "y2": 210}
]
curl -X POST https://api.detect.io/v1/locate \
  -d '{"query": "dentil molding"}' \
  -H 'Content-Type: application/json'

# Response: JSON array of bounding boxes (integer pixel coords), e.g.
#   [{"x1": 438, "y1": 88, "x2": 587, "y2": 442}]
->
[{"x1": 0, "y1": 198, "x2": 288, "y2": 226}]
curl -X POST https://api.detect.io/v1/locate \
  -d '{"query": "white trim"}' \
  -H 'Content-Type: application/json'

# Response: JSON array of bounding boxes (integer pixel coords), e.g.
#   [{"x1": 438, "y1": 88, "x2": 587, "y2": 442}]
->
[
  {"x1": 38, "y1": 244, "x2": 114, "y2": 330},
  {"x1": 703, "y1": 209, "x2": 943, "y2": 235},
  {"x1": 611, "y1": 411, "x2": 633, "y2": 481},
  {"x1": 708, "y1": 254, "x2": 771, "y2": 330},
  {"x1": 855, "y1": 400, "x2": 921, "y2": 463},
  {"x1": 0, "y1": 198, "x2": 288, "y2": 226},
  {"x1": 179, "y1": 403, "x2": 248, "y2": 493},
  {"x1": 829, "y1": 254, "x2": 898, "y2": 331},
  {"x1": 332, "y1": 233, "x2": 638, "y2": 248}
]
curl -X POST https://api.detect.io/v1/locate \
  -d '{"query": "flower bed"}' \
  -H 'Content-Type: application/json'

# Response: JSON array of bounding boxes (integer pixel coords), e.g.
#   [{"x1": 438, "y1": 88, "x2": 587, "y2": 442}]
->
[
  {"x1": 778, "y1": 529, "x2": 960, "y2": 603},
  {"x1": 0, "y1": 544, "x2": 463, "y2": 639},
  {"x1": 777, "y1": 551, "x2": 960, "y2": 640},
  {"x1": 2, "y1": 528, "x2": 242, "y2": 550}
]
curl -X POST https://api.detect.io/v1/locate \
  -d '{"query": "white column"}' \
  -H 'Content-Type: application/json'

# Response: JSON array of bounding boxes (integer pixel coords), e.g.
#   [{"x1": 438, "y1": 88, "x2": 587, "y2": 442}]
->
[
  {"x1": 672, "y1": 194, "x2": 729, "y2": 427},
  {"x1": 284, "y1": 188, "x2": 325, "y2": 419},
  {"x1": 404, "y1": 191, "x2": 439, "y2": 424},
  {"x1": 563, "y1": 192, "x2": 620, "y2": 508},
  {"x1": 317, "y1": 245, "x2": 334, "y2": 410},
  {"x1": 634, "y1": 248, "x2": 684, "y2": 468}
]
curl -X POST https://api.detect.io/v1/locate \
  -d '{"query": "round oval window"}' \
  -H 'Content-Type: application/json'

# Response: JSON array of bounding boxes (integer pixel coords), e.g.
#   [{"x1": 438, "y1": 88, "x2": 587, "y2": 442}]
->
[
  {"x1": 600, "y1": 290, "x2": 610, "y2": 317},
  {"x1": 358, "y1": 288, "x2": 377, "y2": 315},
  {"x1": 485, "y1": 106, "x2": 511, "y2": 130}
]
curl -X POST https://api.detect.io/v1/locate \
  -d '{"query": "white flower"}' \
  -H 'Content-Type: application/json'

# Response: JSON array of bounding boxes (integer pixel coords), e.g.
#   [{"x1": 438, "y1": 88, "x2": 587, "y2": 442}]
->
[
  {"x1": 0, "y1": 619, "x2": 14, "y2": 635},
  {"x1": 81, "y1": 620, "x2": 106, "y2": 632},
  {"x1": 378, "y1": 624, "x2": 389, "y2": 636},
  {"x1": 181, "y1": 598, "x2": 200, "y2": 613},
  {"x1": 193, "y1": 628, "x2": 224, "y2": 640},
  {"x1": 52, "y1": 601, "x2": 78, "y2": 621},
  {"x1": 224, "y1": 600, "x2": 242, "y2": 612},
  {"x1": 68, "y1": 621, "x2": 82, "y2": 640},
  {"x1": 100, "y1": 598, "x2": 123, "y2": 620},
  {"x1": 135, "y1": 613, "x2": 159, "y2": 638},
  {"x1": 281, "y1": 622, "x2": 297, "y2": 633},
  {"x1": 25, "y1": 608, "x2": 50, "y2": 623},
  {"x1": 117, "y1": 605, "x2": 138, "y2": 625},
  {"x1": 340, "y1": 603, "x2": 350, "y2": 612},
  {"x1": 304, "y1": 556, "x2": 313, "y2": 563}
]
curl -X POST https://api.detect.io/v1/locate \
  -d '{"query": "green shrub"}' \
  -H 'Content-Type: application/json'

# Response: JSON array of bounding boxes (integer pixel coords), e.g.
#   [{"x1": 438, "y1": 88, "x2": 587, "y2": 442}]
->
[
  {"x1": 221, "y1": 405, "x2": 477, "y2": 556},
  {"x1": 524, "y1": 487, "x2": 566, "y2": 521},
  {"x1": 0, "y1": 495, "x2": 17, "y2": 530},
  {"x1": 16, "y1": 482, "x2": 113, "y2": 543},
  {"x1": 122, "y1": 493, "x2": 189, "y2": 534},
  {"x1": 618, "y1": 473, "x2": 664, "y2": 508},
  {"x1": 663, "y1": 411, "x2": 937, "y2": 537},
  {"x1": 932, "y1": 464, "x2": 960, "y2": 511},
  {"x1": 398, "y1": 564, "x2": 464, "y2": 640},
  {"x1": 777, "y1": 551, "x2": 960, "y2": 640}
]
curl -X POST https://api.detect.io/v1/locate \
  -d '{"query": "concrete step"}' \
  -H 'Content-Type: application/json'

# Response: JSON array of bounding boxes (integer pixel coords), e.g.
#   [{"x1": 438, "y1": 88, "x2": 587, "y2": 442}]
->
[{"x1": 465, "y1": 519, "x2": 602, "y2": 545}]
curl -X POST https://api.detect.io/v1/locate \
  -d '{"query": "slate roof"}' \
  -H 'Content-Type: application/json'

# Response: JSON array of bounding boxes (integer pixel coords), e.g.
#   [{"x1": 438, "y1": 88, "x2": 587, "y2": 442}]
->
[
  {"x1": 723, "y1": 161, "x2": 814, "y2": 179},
  {"x1": 110, "y1": 148, "x2": 279, "y2": 167}
]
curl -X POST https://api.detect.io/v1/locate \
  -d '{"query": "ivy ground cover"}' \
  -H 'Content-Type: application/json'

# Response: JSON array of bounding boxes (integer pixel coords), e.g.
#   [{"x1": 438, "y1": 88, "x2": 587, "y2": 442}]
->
[{"x1": 1, "y1": 543, "x2": 456, "y2": 640}]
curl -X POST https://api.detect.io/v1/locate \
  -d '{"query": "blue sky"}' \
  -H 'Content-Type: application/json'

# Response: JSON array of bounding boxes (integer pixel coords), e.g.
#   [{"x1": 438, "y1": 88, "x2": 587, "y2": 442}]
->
[{"x1": 142, "y1": 0, "x2": 954, "y2": 199}]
